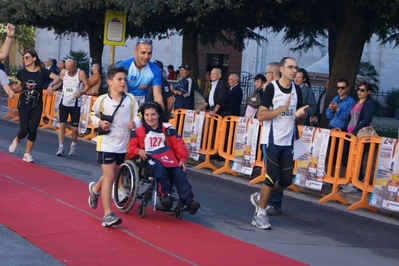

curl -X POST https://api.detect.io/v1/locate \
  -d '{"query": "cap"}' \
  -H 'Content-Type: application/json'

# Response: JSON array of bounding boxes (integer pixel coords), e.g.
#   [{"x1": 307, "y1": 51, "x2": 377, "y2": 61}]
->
[
  {"x1": 179, "y1": 64, "x2": 189, "y2": 70},
  {"x1": 153, "y1": 60, "x2": 163, "y2": 70}
]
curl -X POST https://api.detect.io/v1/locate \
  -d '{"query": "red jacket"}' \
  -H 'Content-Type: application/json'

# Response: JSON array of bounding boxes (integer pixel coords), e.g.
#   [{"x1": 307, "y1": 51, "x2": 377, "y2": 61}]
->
[{"x1": 128, "y1": 123, "x2": 188, "y2": 163}]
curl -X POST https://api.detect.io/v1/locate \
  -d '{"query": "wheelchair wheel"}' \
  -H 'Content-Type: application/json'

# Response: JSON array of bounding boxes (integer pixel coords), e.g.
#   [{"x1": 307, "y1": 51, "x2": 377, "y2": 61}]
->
[
  {"x1": 174, "y1": 211, "x2": 183, "y2": 220},
  {"x1": 113, "y1": 160, "x2": 140, "y2": 213},
  {"x1": 138, "y1": 204, "x2": 146, "y2": 218}
]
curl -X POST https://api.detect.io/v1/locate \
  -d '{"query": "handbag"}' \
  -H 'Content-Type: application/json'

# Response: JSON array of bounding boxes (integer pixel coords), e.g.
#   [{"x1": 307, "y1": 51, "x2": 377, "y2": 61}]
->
[
  {"x1": 356, "y1": 125, "x2": 378, "y2": 138},
  {"x1": 97, "y1": 94, "x2": 125, "y2": 135}
]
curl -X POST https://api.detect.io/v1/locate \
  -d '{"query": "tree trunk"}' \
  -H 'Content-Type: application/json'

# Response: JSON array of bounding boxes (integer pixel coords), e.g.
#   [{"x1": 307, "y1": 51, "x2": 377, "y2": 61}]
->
[
  {"x1": 88, "y1": 31, "x2": 104, "y2": 68},
  {"x1": 320, "y1": 8, "x2": 373, "y2": 128},
  {"x1": 182, "y1": 21, "x2": 199, "y2": 85}
]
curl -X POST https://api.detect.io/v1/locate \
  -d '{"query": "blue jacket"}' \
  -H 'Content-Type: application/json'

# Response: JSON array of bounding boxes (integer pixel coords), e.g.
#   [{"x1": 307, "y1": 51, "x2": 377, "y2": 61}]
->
[{"x1": 326, "y1": 95, "x2": 355, "y2": 130}]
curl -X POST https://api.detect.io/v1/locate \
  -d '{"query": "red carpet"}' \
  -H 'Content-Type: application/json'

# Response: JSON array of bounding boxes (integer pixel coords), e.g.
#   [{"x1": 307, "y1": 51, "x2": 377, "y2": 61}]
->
[{"x1": 0, "y1": 151, "x2": 306, "y2": 265}]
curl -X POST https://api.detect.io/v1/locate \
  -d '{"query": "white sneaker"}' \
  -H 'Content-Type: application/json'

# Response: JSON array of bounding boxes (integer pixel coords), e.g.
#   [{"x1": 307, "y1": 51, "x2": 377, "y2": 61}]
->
[
  {"x1": 9, "y1": 138, "x2": 19, "y2": 153},
  {"x1": 22, "y1": 153, "x2": 34, "y2": 163},
  {"x1": 341, "y1": 183, "x2": 358, "y2": 194},
  {"x1": 69, "y1": 145, "x2": 76, "y2": 156},
  {"x1": 56, "y1": 146, "x2": 64, "y2": 156}
]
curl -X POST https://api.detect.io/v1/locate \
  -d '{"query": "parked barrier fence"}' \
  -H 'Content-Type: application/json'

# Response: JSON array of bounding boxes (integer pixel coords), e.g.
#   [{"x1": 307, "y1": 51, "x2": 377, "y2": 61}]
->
[{"x1": 3, "y1": 99, "x2": 392, "y2": 213}]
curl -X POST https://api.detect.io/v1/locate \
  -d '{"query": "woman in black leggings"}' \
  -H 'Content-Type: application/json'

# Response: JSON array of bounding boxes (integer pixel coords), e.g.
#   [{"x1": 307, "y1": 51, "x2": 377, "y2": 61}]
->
[{"x1": 8, "y1": 50, "x2": 61, "y2": 163}]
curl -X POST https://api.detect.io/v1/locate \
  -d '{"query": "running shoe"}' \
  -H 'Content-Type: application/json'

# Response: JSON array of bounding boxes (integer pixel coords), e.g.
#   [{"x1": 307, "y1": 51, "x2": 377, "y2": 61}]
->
[
  {"x1": 22, "y1": 153, "x2": 34, "y2": 163},
  {"x1": 102, "y1": 212, "x2": 122, "y2": 227},
  {"x1": 56, "y1": 146, "x2": 64, "y2": 156},
  {"x1": 88, "y1": 182, "x2": 100, "y2": 209},
  {"x1": 69, "y1": 145, "x2": 76, "y2": 156},
  {"x1": 251, "y1": 213, "x2": 271, "y2": 230},
  {"x1": 250, "y1": 192, "x2": 260, "y2": 213},
  {"x1": 9, "y1": 138, "x2": 19, "y2": 153}
]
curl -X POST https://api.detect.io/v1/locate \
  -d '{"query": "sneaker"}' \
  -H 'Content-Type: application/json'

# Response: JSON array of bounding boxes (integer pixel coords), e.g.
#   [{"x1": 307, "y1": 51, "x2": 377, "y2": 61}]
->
[
  {"x1": 88, "y1": 182, "x2": 100, "y2": 209},
  {"x1": 161, "y1": 195, "x2": 173, "y2": 209},
  {"x1": 102, "y1": 212, "x2": 122, "y2": 227},
  {"x1": 250, "y1": 192, "x2": 260, "y2": 213},
  {"x1": 251, "y1": 213, "x2": 271, "y2": 230},
  {"x1": 266, "y1": 205, "x2": 281, "y2": 215},
  {"x1": 56, "y1": 146, "x2": 64, "y2": 156},
  {"x1": 118, "y1": 187, "x2": 130, "y2": 202},
  {"x1": 186, "y1": 200, "x2": 201, "y2": 215},
  {"x1": 9, "y1": 138, "x2": 19, "y2": 153},
  {"x1": 69, "y1": 145, "x2": 76, "y2": 156},
  {"x1": 341, "y1": 183, "x2": 357, "y2": 194},
  {"x1": 22, "y1": 153, "x2": 34, "y2": 163}
]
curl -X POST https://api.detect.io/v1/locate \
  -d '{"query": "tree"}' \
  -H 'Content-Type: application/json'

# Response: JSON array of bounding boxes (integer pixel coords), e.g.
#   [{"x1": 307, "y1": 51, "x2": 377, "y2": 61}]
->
[
  {"x1": 358, "y1": 61, "x2": 380, "y2": 92},
  {"x1": 0, "y1": 0, "x2": 130, "y2": 67}
]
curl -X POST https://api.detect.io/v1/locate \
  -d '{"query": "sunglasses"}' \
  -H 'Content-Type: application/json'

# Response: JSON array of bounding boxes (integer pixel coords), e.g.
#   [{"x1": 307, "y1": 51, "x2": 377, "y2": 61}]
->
[
  {"x1": 357, "y1": 88, "x2": 367, "y2": 92},
  {"x1": 282, "y1": 65, "x2": 299, "y2": 70},
  {"x1": 137, "y1": 38, "x2": 152, "y2": 44},
  {"x1": 336, "y1": 86, "x2": 346, "y2": 90},
  {"x1": 22, "y1": 55, "x2": 32, "y2": 60}
]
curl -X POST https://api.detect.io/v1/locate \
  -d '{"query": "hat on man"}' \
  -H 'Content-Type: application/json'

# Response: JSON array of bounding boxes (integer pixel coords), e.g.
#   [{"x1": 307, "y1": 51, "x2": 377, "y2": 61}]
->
[
  {"x1": 179, "y1": 64, "x2": 189, "y2": 70},
  {"x1": 153, "y1": 60, "x2": 164, "y2": 70}
]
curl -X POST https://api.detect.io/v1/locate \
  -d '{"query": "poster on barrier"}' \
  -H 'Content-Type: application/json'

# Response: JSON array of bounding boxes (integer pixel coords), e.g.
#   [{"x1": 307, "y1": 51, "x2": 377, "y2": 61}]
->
[
  {"x1": 231, "y1": 117, "x2": 259, "y2": 175},
  {"x1": 182, "y1": 110, "x2": 204, "y2": 161},
  {"x1": 294, "y1": 127, "x2": 330, "y2": 191},
  {"x1": 369, "y1": 137, "x2": 399, "y2": 212},
  {"x1": 78, "y1": 95, "x2": 92, "y2": 134},
  {"x1": 52, "y1": 91, "x2": 62, "y2": 127}
]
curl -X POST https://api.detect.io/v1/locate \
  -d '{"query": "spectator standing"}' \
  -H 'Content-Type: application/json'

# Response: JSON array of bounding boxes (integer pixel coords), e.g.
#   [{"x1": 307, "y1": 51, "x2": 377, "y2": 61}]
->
[
  {"x1": 87, "y1": 63, "x2": 102, "y2": 96},
  {"x1": 167, "y1": 65, "x2": 177, "y2": 80},
  {"x1": 50, "y1": 59, "x2": 60, "y2": 75},
  {"x1": 88, "y1": 66, "x2": 140, "y2": 227},
  {"x1": 170, "y1": 64, "x2": 194, "y2": 110},
  {"x1": 341, "y1": 82, "x2": 376, "y2": 193},
  {"x1": 294, "y1": 68, "x2": 316, "y2": 125},
  {"x1": 312, "y1": 79, "x2": 329, "y2": 125},
  {"x1": 245, "y1": 74, "x2": 265, "y2": 118},
  {"x1": 44, "y1": 58, "x2": 51, "y2": 71},
  {"x1": 227, "y1": 73, "x2": 243, "y2": 116},
  {"x1": 195, "y1": 68, "x2": 229, "y2": 117},
  {"x1": 57, "y1": 60, "x2": 65, "y2": 74},
  {"x1": 326, "y1": 78, "x2": 355, "y2": 130},
  {"x1": 147, "y1": 60, "x2": 174, "y2": 122},
  {"x1": 203, "y1": 71, "x2": 211, "y2": 97},
  {"x1": 249, "y1": 57, "x2": 307, "y2": 230},
  {"x1": 55, "y1": 59, "x2": 90, "y2": 157},
  {"x1": 117, "y1": 38, "x2": 163, "y2": 108},
  {"x1": 8, "y1": 50, "x2": 61, "y2": 162}
]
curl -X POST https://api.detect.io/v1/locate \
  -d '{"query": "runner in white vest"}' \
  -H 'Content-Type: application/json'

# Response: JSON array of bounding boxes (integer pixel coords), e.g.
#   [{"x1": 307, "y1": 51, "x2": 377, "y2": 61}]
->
[
  {"x1": 56, "y1": 59, "x2": 89, "y2": 156},
  {"x1": 249, "y1": 57, "x2": 308, "y2": 230}
]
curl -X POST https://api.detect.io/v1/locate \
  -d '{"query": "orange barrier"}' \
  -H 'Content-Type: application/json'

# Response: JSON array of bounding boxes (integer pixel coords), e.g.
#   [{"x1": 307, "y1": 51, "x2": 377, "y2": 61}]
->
[
  {"x1": 3, "y1": 90, "x2": 20, "y2": 120},
  {"x1": 41, "y1": 91, "x2": 58, "y2": 131},
  {"x1": 213, "y1": 116, "x2": 239, "y2": 176},
  {"x1": 347, "y1": 136, "x2": 380, "y2": 212},
  {"x1": 81, "y1": 96, "x2": 98, "y2": 140},
  {"x1": 319, "y1": 131, "x2": 356, "y2": 205}
]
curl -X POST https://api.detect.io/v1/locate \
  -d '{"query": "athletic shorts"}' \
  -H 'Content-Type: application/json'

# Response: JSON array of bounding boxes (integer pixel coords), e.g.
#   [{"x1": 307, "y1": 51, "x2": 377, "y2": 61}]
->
[
  {"x1": 58, "y1": 103, "x2": 81, "y2": 127},
  {"x1": 97, "y1": 152, "x2": 126, "y2": 165}
]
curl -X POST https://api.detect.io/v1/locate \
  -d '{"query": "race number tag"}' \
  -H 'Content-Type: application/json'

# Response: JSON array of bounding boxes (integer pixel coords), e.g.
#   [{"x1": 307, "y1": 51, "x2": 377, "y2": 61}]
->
[{"x1": 144, "y1": 131, "x2": 166, "y2": 152}]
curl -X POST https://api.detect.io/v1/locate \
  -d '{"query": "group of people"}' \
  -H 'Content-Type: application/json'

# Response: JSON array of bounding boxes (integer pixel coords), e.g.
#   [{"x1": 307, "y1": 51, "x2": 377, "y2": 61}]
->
[
  {"x1": 249, "y1": 58, "x2": 376, "y2": 230},
  {"x1": 3, "y1": 26, "x2": 377, "y2": 230}
]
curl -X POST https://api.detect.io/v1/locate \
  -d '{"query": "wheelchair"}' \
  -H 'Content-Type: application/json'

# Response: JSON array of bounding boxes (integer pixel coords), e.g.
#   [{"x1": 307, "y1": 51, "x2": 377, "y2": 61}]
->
[{"x1": 112, "y1": 157, "x2": 187, "y2": 219}]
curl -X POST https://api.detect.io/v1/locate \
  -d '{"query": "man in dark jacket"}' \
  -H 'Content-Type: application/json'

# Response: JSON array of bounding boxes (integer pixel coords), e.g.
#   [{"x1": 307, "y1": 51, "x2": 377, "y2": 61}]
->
[
  {"x1": 227, "y1": 73, "x2": 243, "y2": 116},
  {"x1": 195, "y1": 68, "x2": 228, "y2": 117}
]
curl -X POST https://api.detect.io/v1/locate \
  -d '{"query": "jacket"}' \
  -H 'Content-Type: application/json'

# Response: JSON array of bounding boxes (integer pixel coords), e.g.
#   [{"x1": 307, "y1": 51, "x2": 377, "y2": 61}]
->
[{"x1": 128, "y1": 123, "x2": 188, "y2": 163}]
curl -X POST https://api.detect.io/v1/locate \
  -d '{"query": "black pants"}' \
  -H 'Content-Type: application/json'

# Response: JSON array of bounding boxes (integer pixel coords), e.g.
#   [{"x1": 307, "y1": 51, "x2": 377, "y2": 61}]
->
[{"x1": 17, "y1": 104, "x2": 42, "y2": 142}]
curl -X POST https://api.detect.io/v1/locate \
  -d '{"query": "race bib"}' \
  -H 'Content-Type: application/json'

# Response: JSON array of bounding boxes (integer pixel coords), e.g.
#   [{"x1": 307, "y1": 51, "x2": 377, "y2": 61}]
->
[{"x1": 144, "y1": 131, "x2": 166, "y2": 152}]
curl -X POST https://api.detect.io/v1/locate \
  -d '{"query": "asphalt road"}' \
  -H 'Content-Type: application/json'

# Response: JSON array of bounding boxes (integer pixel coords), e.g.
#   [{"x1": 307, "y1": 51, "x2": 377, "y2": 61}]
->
[{"x1": 1, "y1": 104, "x2": 399, "y2": 266}]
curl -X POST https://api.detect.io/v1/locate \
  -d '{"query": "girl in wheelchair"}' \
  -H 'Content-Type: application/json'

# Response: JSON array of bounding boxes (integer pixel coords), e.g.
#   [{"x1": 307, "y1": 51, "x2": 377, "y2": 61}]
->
[{"x1": 127, "y1": 101, "x2": 200, "y2": 215}]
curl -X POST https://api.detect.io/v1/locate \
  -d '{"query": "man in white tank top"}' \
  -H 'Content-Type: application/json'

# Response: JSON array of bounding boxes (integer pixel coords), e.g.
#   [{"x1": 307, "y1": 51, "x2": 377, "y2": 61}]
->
[
  {"x1": 56, "y1": 59, "x2": 89, "y2": 156},
  {"x1": 249, "y1": 57, "x2": 308, "y2": 230}
]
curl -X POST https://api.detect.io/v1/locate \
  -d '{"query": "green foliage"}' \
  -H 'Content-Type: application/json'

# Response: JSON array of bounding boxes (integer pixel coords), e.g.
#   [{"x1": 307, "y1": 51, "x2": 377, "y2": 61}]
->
[
  {"x1": 385, "y1": 88, "x2": 399, "y2": 114},
  {"x1": 358, "y1": 61, "x2": 380, "y2": 92},
  {"x1": 7, "y1": 65, "x2": 22, "y2": 83},
  {"x1": 0, "y1": 24, "x2": 35, "y2": 54},
  {"x1": 64, "y1": 50, "x2": 90, "y2": 75}
]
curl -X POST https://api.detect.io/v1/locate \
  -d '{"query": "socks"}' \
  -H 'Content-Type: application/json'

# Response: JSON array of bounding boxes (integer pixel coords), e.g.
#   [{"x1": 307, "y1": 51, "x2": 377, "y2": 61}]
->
[
  {"x1": 257, "y1": 208, "x2": 266, "y2": 216},
  {"x1": 71, "y1": 141, "x2": 77, "y2": 147}
]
